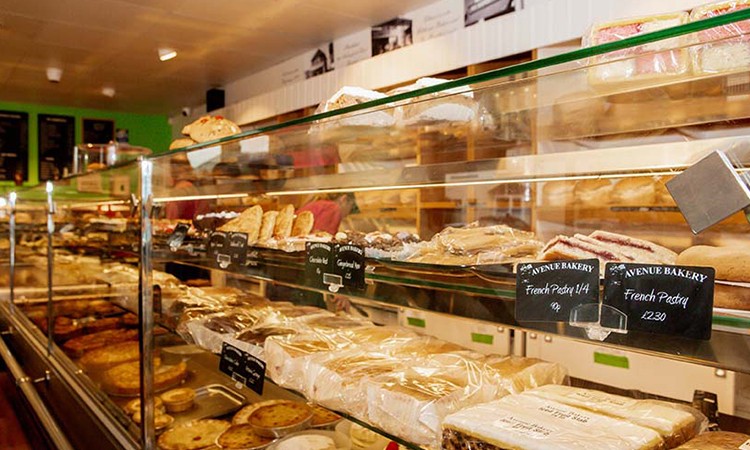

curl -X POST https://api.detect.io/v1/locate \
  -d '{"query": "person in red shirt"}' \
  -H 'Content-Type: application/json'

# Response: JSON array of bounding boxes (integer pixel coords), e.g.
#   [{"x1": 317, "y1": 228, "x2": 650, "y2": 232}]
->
[{"x1": 297, "y1": 193, "x2": 357, "y2": 234}]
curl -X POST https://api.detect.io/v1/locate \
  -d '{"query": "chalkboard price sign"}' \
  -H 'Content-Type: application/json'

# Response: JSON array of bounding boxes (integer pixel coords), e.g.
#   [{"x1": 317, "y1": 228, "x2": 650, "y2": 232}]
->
[
  {"x1": 516, "y1": 259, "x2": 600, "y2": 322},
  {"x1": 0, "y1": 110, "x2": 28, "y2": 181},
  {"x1": 38, "y1": 114, "x2": 74, "y2": 181},
  {"x1": 219, "y1": 342, "x2": 265, "y2": 395},
  {"x1": 603, "y1": 263, "x2": 715, "y2": 340}
]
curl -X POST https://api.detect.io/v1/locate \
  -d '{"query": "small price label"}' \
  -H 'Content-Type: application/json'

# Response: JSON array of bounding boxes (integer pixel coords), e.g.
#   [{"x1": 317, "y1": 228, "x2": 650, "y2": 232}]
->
[
  {"x1": 219, "y1": 342, "x2": 265, "y2": 395},
  {"x1": 305, "y1": 242, "x2": 333, "y2": 289},
  {"x1": 333, "y1": 244, "x2": 365, "y2": 290},
  {"x1": 208, "y1": 231, "x2": 248, "y2": 270},
  {"x1": 305, "y1": 242, "x2": 365, "y2": 291},
  {"x1": 603, "y1": 263, "x2": 715, "y2": 340},
  {"x1": 516, "y1": 259, "x2": 599, "y2": 322},
  {"x1": 167, "y1": 223, "x2": 190, "y2": 252}
]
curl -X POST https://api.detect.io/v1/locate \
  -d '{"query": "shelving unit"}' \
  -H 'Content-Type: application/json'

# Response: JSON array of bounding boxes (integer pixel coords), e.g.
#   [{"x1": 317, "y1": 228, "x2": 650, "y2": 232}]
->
[{"x1": 4, "y1": 10, "x2": 750, "y2": 449}]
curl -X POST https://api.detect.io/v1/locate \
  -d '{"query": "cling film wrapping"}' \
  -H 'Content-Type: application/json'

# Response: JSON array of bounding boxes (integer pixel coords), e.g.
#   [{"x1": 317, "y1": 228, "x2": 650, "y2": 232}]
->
[
  {"x1": 442, "y1": 393, "x2": 667, "y2": 450},
  {"x1": 363, "y1": 352, "x2": 498, "y2": 448},
  {"x1": 584, "y1": 12, "x2": 691, "y2": 85},
  {"x1": 481, "y1": 355, "x2": 569, "y2": 397},
  {"x1": 690, "y1": 0, "x2": 750, "y2": 73},
  {"x1": 526, "y1": 385, "x2": 708, "y2": 448}
]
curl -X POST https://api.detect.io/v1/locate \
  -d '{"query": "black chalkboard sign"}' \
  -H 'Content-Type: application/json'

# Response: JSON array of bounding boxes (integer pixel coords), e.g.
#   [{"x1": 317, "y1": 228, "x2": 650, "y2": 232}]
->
[
  {"x1": 38, "y1": 114, "x2": 74, "y2": 181},
  {"x1": 0, "y1": 110, "x2": 28, "y2": 181},
  {"x1": 305, "y1": 242, "x2": 334, "y2": 289},
  {"x1": 603, "y1": 263, "x2": 715, "y2": 340},
  {"x1": 333, "y1": 244, "x2": 365, "y2": 290},
  {"x1": 516, "y1": 259, "x2": 599, "y2": 322},
  {"x1": 82, "y1": 118, "x2": 114, "y2": 144},
  {"x1": 207, "y1": 231, "x2": 248, "y2": 269},
  {"x1": 219, "y1": 342, "x2": 265, "y2": 395}
]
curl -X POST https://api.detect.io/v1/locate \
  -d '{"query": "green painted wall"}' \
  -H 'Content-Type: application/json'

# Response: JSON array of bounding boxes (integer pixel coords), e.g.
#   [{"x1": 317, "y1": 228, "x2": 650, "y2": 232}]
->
[{"x1": 0, "y1": 100, "x2": 171, "y2": 189}]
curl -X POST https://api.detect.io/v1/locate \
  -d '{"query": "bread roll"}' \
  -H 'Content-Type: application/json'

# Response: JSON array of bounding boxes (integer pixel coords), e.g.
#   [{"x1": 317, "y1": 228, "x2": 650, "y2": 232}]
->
[
  {"x1": 611, "y1": 178, "x2": 656, "y2": 205},
  {"x1": 575, "y1": 179, "x2": 612, "y2": 206},
  {"x1": 182, "y1": 115, "x2": 241, "y2": 143},
  {"x1": 291, "y1": 210, "x2": 314, "y2": 236},
  {"x1": 273, "y1": 205, "x2": 294, "y2": 239},
  {"x1": 676, "y1": 246, "x2": 750, "y2": 282}
]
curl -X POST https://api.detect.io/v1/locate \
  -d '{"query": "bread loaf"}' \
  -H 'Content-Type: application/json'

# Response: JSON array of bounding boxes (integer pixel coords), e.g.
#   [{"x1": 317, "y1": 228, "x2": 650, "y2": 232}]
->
[
  {"x1": 291, "y1": 210, "x2": 314, "y2": 236},
  {"x1": 611, "y1": 178, "x2": 657, "y2": 205},
  {"x1": 676, "y1": 246, "x2": 750, "y2": 282},
  {"x1": 574, "y1": 179, "x2": 612, "y2": 206}
]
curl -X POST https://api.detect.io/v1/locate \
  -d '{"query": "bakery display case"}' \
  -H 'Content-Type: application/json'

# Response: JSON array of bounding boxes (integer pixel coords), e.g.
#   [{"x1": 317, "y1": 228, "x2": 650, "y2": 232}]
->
[{"x1": 4, "y1": 5, "x2": 750, "y2": 450}]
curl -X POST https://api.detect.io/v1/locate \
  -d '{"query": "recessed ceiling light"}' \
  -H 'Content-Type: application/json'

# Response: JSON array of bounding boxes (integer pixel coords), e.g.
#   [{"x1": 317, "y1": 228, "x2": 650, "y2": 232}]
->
[
  {"x1": 102, "y1": 87, "x2": 115, "y2": 97},
  {"x1": 158, "y1": 48, "x2": 177, "y2": 61}
]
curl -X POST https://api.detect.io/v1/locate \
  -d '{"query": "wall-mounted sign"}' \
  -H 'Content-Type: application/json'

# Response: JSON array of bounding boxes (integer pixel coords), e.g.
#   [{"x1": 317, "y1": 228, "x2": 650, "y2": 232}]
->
[
  {"x1": 0, "y1": 110, "x2": 28, "y2": 181},
  {"x1": 38, "y1": 114, "x2": 74, "y2": 181},
  {"x1": 83, "y1": 118, "x2": 114, "y2": 144}
]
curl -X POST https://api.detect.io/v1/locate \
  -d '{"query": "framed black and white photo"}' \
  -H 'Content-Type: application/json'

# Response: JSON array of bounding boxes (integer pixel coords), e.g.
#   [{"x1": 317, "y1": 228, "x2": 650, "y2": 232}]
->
[
  {"x1": 305, "y1": 43, "x2": 335, "y2": 79},
  {"x1": 371, "y1": 18, "x2": 413, "y2": 56},
  {"x1": 464, "y1": 0, "x2": 515, "y2": 27}
]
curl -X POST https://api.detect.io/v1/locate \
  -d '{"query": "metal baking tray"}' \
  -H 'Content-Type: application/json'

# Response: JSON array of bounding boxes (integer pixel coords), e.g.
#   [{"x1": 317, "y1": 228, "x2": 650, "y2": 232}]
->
[{"x1": 171, "y1": 383, "x2": 245, "y2": 426}]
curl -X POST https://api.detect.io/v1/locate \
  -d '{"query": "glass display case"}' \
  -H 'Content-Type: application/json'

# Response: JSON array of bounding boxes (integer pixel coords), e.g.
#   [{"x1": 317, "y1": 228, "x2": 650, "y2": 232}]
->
[{"x1": 3, "y1": 8, "x2": 750, "y2": 449}]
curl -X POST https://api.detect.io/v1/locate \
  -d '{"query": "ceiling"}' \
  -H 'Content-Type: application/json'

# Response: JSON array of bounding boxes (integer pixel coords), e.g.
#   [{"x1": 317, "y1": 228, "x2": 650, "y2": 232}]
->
[{"x1": 0, "y1": 0, "x2": 435, "y2": 115}]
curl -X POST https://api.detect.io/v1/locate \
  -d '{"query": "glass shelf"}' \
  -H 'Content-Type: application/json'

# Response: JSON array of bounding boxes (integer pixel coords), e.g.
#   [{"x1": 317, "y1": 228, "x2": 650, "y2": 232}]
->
[{"x1": 153, "y1": 240, "x2": 750, "y2": 375}]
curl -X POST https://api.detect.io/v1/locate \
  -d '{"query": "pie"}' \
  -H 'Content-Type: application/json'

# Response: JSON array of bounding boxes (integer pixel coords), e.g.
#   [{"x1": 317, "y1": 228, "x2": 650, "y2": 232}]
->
[
  {"x1": 309, "y1": 404, "x2": 341, "y2": 427},
  {"x1": 102, "y1": 358, "x2": 188, "y2": 396},
  {"x1": 216, "y1": 424, "x2": 273, "y2": 449},
  {"x1": 157, "y1": 419, "x2": 230, "y2": 450},
  {"x1": 161, "y1": 387, "x2": 195, "y2": 413},
  {"x1": 248, "y1": 400, "x2": 312, "y2": 429},
  {"x1": 124, "y1": 396, "x2": 164, "y2": 415},
  {"x1": 63, "y1": 329, "x2": 138, "y2": 358},
  {"x1": 79, "y1": 341, "x2": 141, "y2": 371}
]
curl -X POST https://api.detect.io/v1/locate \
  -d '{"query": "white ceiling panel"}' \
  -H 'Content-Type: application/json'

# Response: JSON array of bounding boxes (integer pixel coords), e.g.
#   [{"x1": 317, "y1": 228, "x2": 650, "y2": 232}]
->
[{"x1": 0, "y1": 0, "x2": 442, "y2": 114}]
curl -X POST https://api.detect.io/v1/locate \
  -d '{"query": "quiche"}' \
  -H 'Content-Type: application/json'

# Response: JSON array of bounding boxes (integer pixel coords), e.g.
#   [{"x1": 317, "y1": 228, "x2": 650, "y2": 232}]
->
[
  {"x1": 79, "y1": 341, "x2": 141, "y2": 372},
  {"x1": 157, "y1": 419, "x2": 230, "y2": 450},
  {"x1": 102, "y1": 358, "x2": 188, "y2": 396},
  {"x1": 248, "y1": 400, "x2": 312, "y2": 435},
  {"x1": 309, "y1": 404, "x2": 341, "y2": 427},
  {"x1": 216, "y1": 424, "x2": 273, "y2": 449}
]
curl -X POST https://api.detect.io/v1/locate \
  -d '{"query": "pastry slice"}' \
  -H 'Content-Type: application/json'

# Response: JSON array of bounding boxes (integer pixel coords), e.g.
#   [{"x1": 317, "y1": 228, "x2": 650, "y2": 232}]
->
[
  {"x1": 273, "y1": 205, "x2": 294, "y2": 239},
  {"x1": 258, "y1": 210, "x2": 278, "y2": 242},
  {"x1": 291, "y1": 210, "x2": 314, "y2": 237},
  {"x1": 219, "y1": 205, "x2": 262, "y2": 243}
]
